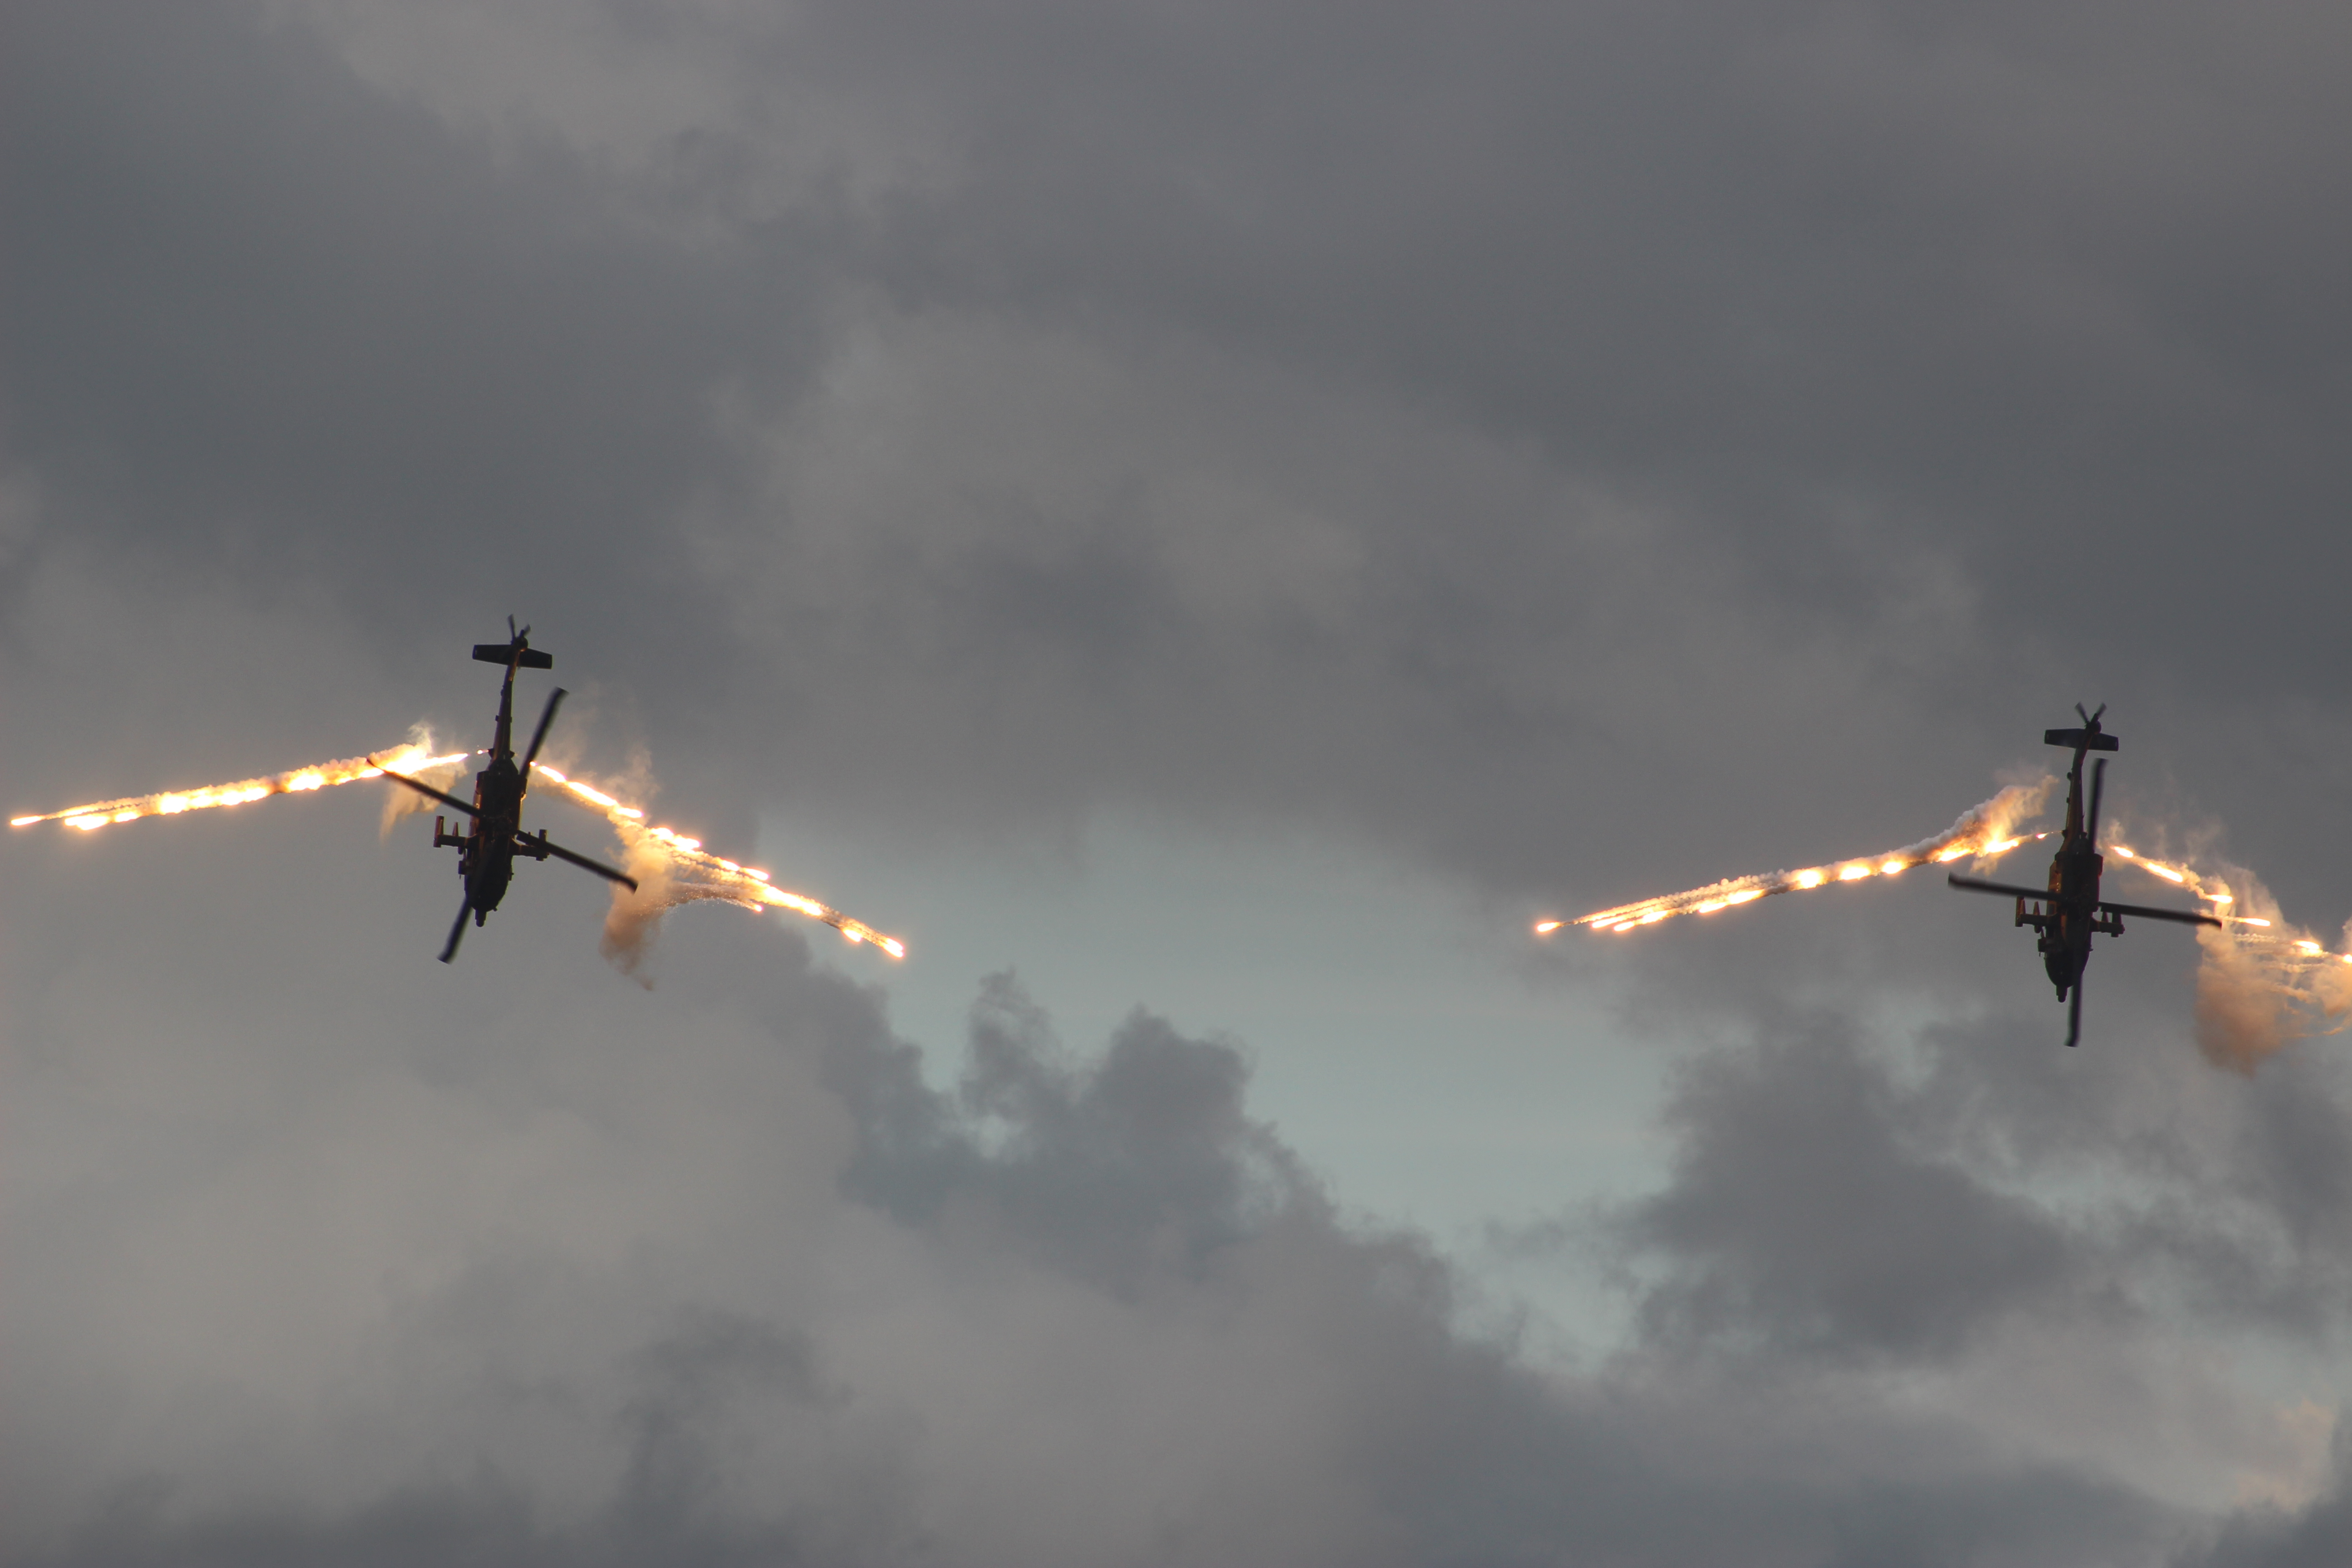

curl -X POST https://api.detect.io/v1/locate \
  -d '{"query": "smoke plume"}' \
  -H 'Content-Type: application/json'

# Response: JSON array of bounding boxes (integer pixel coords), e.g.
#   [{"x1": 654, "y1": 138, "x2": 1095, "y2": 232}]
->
[{"x1": 2195, "y1": 923, "x2": 2293, "y2": 1074}]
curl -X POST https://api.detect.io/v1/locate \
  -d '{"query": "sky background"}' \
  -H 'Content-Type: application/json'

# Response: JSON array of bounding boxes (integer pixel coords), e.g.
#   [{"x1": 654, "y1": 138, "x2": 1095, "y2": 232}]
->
[{"x1": 5, "y1": 2, "x2": 2352, "y2": 1563}]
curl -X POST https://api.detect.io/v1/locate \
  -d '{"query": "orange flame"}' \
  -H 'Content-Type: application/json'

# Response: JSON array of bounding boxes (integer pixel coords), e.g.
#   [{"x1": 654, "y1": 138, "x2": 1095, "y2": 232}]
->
[
  {"x1": 10, "y1": 743, "x2": 469, "y2": 831},
  {"x1": 2102, "y1": 836, "x2": 2351, "y2": 1041},
  {"x1": 527, "y1": 760, "x2": 905, "y2": 959},
  {"x1": 1531, "y1": 779, "x2": 2349, "y2": 1062},
  {"x1": 1536, "y1": 779, "x2": 2057, "y2": 937},
  {"x1": 11, "y1": 740, "x2": 905, "y2": 962}
]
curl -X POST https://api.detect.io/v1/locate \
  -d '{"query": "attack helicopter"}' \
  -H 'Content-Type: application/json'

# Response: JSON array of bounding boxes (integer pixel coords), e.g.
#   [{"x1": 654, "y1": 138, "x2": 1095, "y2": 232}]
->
[
  {"x1": 372, "y1": 620, "x2": 637, "y2": 962},
  {"x1": 1948, "y1": 704, "x2": 2218, "y2": 1045}
]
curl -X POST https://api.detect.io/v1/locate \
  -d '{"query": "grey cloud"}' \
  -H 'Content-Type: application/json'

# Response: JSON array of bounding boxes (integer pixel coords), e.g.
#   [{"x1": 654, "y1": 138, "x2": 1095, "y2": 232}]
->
[
  {"x1": 36, "y1": 1475, "x2": 552, "y2": 1568},
  {"x1": 2190, "y1": 1423, "x2": 2352, "y2": 1568},
  {"x1": 19, "y1": 0, "x2": 2352, "y2": 910},
  {"x1": 1588, "y1": 988, "x2": 2352, "y2": 1364},
  {"x1": 612, "y1": 1308, "x2": 829, "y2": 1539},
  {"x1": 2, "y1": 939, "x2": 2189, "y2": 1566},
  {"x1": 10, "y1": 4, "x2": 2352, "y2": 1563},
  {"x1": 1906, "y1": 1007, "x2": 2352, "y2": 1339},
  {"x1": 784, "y1": 0, "x2": 2352, "y2": 650},
  {"x1": 713, "y1": 0, "x2": 2352, "y2": 904},
  {"x1": 0, "y1": 0, "x2": 817, "y2": 679},
  {"x1": 1611, "y1": 1008, "x2": 2082, "y2": 1359}
]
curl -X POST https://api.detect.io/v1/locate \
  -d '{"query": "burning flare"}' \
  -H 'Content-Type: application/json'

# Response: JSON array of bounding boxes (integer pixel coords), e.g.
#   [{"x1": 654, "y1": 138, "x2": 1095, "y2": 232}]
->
[
  {"x1": 2098, "y1": 830, "x2": 2352, "y2": 1069},
  {"x1": 9, "y1": 743, "x2": 470, "y2": 831},
  {"x1": 12, "y1": 743, "x2": 904, "y2": 962},
  {"x1": 1543, "y1": 779, "x2": 2058, "y2": 936},
  {"x1": 1531, "y1": 773, "x2": 2350, "y2": 1070},
  {"x1": 526, "y1": 762, "x2": 905, "y2": 960}
]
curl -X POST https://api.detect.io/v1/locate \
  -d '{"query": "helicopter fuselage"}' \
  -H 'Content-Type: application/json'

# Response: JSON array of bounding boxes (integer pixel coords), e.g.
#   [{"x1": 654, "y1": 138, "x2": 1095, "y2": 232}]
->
[
  {"x1": 376, "y1": 621, "x2": 636, "y2": 961},
  {"x1": 2033, "y1": 808, "x2": 2114, "y2": 998},
  {"x1": 1948, "y1": 706, "x2": 2218, "y2": 1045}
]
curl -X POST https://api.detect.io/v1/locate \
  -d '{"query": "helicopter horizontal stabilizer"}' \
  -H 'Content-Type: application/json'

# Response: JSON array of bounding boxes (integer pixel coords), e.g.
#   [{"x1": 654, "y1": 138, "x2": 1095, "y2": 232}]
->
[
  {"x1": 2043, "y1": 727, "x2": 2118, "y2": 751},
  {"x1": 473, "y1": 644, "x2": 554, "y2": 668}
]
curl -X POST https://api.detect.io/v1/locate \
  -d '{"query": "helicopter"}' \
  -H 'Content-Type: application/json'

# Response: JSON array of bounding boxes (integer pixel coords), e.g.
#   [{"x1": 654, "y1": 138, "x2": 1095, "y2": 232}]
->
[
  {"x1": 372, "y1": 620, "x2": 637, "y2": 962},
  {"x1": 1948, "y1": 704, "x2": 2218, "y2": 1045}
]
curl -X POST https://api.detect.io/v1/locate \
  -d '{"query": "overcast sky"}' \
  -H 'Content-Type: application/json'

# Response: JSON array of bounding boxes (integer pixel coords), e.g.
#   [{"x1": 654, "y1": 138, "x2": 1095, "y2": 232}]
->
[{"x1": 7, "y1": 2, "x2": 2352, "y2": 1563}]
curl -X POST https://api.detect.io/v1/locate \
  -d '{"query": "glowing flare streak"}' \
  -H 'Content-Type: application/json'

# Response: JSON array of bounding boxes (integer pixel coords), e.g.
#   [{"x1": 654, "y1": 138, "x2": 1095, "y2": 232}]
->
[
  {"x1": 1540, "y1": 779, "x2": 2057, "y2": 937},
  {"x1": 1544, "y1": 772, "x2": 2352, "y2": 1047},
  {"x1": 2108, "y1": 846, "x2": 2352, "y2": 1030},
  {"x1": 9, "y1": 746, "x2": 468, "y2": 831},
  {"x1": 526, "y1": 760, "x2": 905, "y2": 960},
  {"x1": 11, "y1": 742, "x2": 904, "y2": 962}
]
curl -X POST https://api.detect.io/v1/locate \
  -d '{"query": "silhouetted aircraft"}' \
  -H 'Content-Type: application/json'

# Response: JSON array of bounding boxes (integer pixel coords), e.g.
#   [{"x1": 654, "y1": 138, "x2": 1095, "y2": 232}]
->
[
  {"x1": 1948, "y1": 704, "x2": 2218, "y2": 1045},
  {"x1": 372, "y1": 620, "x2": 637, "y2": 961}
]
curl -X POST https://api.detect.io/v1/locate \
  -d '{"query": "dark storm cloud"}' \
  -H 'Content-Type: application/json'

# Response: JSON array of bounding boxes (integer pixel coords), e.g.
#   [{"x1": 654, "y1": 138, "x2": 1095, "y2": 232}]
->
[
  {"x1": 783, "y1": 0, "x2": 2352, "y2": 652},
  {"x1": 1898, "y1": 1000, "x2": 2352, "y2": 1340},
  {"x1": 16, "y1": 0, "x2": 2352, "y2": 907},
  {"x1": 2197, "y1": 1435, "x2": 2352, "y2": 1568},
  {"x1": 0, "y1": 0, "x2": 818, "y2": 676},
  {"x1": 0, "y1": 939, "x2": 2187, "y2": 1567},
  {"x1": 667, "y1": 0, "x2": 2352, "y2": 902},
  {"x1": 831, "y1": 972, "x2": 1302, "y2": 1292},
  {"x1": 1572, "y1": 986, "x2": 2352, "y2": 1361},
  {"x1": 10, "y1": 1, "x2": 2352, "y2": 1563},
  {"x1": 1611, "y1": 1007, "x2": 2080, "y2": 1359}
]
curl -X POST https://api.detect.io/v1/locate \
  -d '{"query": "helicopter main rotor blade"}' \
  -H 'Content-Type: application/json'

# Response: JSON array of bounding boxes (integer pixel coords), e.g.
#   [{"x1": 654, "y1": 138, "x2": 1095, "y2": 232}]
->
[
  {"x1": 371, "y1": 760, "x2": 479, "y2": 818},
  {"x1": 521, "y1": 687, "x2": 566, "y2": 778},
  {"x1": 2097, "y1": 899, "x2": 2224, "y2": 927},
  {"x1": 438, "y1": 897, "x2": 473, "y2": 964},
  {"x1": 1948, "y1": 874, "x2": 2064, "y2": 902},
  {"x1": 516, "y1": 829, "x2": 638, "y2": 890}
]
